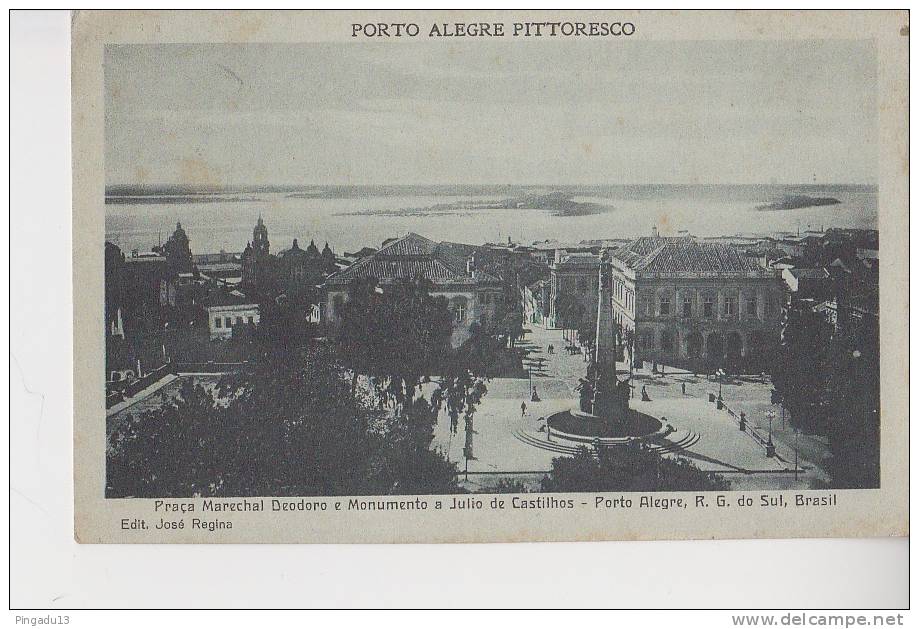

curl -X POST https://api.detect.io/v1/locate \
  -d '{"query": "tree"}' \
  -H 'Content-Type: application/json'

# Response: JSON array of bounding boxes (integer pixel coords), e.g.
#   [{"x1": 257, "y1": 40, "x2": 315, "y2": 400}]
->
[
  {"x1": 500, "y1": 310, "x2": 525, "y2": 348},
  {"x1": 543, "y1": 444, "x2": 730, "y2": 492},
  {"x1": 771, "y1": 302, "x2": 835, "y2": 434},
  {"x1": 336, "y1": 277, "x2": 453, "y2": 409},
  {"x1": 577, "y1": 312, "x2": 596, "y2": 351},
  {"x1": 106, "y1": 343, "x2": 460, "y2": 497},
  {"x1": 820, "y1": 314, "x2": 880, "y2": 488},
  {"x1": 772, "y1": 300, "x2": 880, "y2": 488}
]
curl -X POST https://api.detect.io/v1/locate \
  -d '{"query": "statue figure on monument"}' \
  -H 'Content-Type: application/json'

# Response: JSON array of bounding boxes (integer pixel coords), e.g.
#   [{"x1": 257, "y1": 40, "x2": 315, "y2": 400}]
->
[{"x1": 575, "y1": 377, "x2": 594, "y2": 414}]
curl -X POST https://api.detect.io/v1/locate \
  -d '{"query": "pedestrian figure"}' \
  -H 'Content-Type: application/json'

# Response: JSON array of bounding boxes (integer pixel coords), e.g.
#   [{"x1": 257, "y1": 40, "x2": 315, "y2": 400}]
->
[
  {"x1": 521, "y1": 401, "x2": 527, "y2": 417},
  {"x1": 531, "y1": 387, "x2": 541, "y2": 402},
  {"x1": 681, "y1": 382, "x2": 686, "y2": 395},
  {"x1": 641, "y1": 385, "x2": 651, "y2": 402}
]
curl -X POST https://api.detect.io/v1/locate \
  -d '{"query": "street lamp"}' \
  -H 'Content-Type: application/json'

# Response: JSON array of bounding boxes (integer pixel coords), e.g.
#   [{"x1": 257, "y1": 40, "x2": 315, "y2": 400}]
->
[
  {"x1": 715, "y1": 368, "x2": 726, "y2": 409},
  {"x1": 766, "y1": 409, "x2": 776, "y2": 458},
  {"x1": 162, "y1": 321, "x2": 170, "y2": 363}
]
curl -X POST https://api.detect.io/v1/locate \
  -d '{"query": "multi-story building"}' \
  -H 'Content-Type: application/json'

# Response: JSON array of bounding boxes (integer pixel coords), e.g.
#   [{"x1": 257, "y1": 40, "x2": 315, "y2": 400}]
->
[
  {"x1": 546, "y1": 250, "x2": 600, "y2": 329},
  {"x1": 323, "y1": 232, "x2": 504, "y2": 347},
  {"x1": 609, "y1": 236, "x2": 783, "y2": 371}
]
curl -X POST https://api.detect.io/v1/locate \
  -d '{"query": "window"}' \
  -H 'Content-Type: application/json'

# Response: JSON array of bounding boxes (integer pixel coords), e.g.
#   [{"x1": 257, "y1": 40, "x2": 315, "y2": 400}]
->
[
  {"x1": 746, "y1": 296, "x2": 758, "y2": 318},
  {"x1": 224, "y1": 317, "x2": 232, "y2": 327},
  {"x1": 215, "y1": 318, "x2": 222, "y2": 328},
  {"x1": 659, "y1": 296, "x2": 671, "y2": 316},
  {"x1": 682, "y1": 297, "x2": 693, "y2": 318},
  {"x1": 661, "y1": 331, "x2": 674, "y2": 352},
  {"x1": 640, "y1": 297, "x2": 652, "y2": 317},
  {"x1": 451, "y1": 297, "x2": 468, "y2": 323},
  {"x1": 236, "y1": 317, "x2": 243, "y2": 326},
  {"x1": 723, "y1": 296, "x2": 737, "y2": 317},
  {"x1": 248, "y1": 316, "x2": 254, "y2": 324},
  {"x1": 703, "y1": 296, "x2": 714, "y2": 318}
]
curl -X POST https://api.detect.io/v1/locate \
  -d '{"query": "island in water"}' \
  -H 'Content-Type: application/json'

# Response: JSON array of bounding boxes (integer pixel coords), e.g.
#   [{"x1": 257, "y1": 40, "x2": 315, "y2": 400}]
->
[{"x1": 756, "y1": 194, "x2": 841, "y2": 211}]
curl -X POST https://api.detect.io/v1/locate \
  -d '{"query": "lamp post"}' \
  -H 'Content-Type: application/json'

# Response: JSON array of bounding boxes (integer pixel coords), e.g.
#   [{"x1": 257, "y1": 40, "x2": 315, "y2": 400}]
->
[
  {"x1": 162, "y1": 321, "x2": 170, "y2": 363},
  {"x1": 715, "y1": 368, "x2": 725, "y2": 409},
  {"x1": 766, "y1": 409, "x2": 776, "y2": 458}
]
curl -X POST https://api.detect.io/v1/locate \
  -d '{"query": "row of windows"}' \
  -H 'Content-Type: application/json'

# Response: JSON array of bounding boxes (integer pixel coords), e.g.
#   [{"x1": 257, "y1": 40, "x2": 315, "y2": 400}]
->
[
  {"x1": 613, "y1": 277, "x2": 634, "y2": 312},
  {"x1": 639, "y1": 294, "x2": 772, "y2": 319},
  {"x1": 214, "y1": 315, "x2": 255, "y2": 328}
]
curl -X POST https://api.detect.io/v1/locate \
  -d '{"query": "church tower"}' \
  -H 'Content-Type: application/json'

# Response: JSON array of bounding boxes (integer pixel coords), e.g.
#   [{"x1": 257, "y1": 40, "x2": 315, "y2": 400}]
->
[{"x1": 252, "y1": 215, "x2": 270, "y2": 256}]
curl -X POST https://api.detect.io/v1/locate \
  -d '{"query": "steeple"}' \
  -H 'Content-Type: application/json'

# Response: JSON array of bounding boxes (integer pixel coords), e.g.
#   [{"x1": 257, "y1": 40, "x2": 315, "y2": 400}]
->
[
  {"x1": 306, "y1": 238, "x2": 320, "y2": 257},
  {"x1": 252, "y1": 215, "x2": 270, "y2": 256}
]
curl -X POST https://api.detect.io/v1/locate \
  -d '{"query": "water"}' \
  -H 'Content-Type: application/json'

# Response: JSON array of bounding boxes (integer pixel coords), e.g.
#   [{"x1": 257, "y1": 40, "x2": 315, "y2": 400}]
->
[{"x1": 105, "y1": 184, "x2": 878, "y2": 256}]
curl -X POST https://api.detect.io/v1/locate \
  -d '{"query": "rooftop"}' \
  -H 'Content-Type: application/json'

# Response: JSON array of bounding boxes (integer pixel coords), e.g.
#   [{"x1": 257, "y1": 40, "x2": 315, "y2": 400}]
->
[
  {"x1": 201, "y1": 289, "x2": 257, "y2": 308},
  {"x1": 612, "y1": 236, "x2": 773, "y2": 278},
  {"x1": 325, "y1": 233, "x2": 501, "y2": 287},
  {"x1": 789, "y1": 267, "x2": 830, "y2": 280}
]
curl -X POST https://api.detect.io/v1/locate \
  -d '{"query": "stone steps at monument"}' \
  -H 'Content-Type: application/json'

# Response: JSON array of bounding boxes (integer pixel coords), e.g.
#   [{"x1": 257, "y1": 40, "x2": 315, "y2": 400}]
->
[
  {"x1": 512, "y1": 423, "x2": 701, "y2": 457},
  {"x1": 512, "y1": 427, "x2": 584, "y2": 455},
  {"x1": 652, "y1": 431, "x2": 702, "y2": 454}
]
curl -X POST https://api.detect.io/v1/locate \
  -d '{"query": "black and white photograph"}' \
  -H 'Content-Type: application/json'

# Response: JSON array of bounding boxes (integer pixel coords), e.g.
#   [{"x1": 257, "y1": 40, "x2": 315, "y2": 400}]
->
[
  {"x1": 101, "y1": 36, "x2": 883, "y2": 500},
  {"x1": 8, "y1": 7, "x2": 911, "y2": 614}
]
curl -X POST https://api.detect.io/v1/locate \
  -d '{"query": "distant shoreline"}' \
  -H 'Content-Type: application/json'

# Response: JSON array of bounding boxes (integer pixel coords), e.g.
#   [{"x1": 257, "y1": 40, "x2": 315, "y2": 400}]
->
[{"x1": 105, "y1": 182, "x2": 879, "y2": 201}]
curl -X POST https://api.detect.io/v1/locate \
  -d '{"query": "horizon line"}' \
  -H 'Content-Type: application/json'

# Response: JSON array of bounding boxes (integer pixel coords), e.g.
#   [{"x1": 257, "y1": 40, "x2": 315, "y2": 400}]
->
[{"x1": 105, "y1": 181, "x2": 880, "y2": 191}]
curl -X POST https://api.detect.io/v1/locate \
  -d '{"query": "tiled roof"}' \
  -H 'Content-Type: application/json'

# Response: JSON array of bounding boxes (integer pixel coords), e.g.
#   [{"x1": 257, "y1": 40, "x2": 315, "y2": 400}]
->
[
  {"x1": 553, "y1": 252, "x2": 600, "y2": 268},
  {"x1": 436, "y1": 241, "x2": 507, "y2": 280},
  {"x1": 613, "y1": 236, "x2": 772, "y2": 278},
  {"x1": 790, "y1": 267, "x2": 829, "y2": 280},
  {"x1": 202, "y1": 289, "x2": 257, "y2": 308},
  {"x1": 325, "y1": 233, "x2": 500, "y2": 287}
]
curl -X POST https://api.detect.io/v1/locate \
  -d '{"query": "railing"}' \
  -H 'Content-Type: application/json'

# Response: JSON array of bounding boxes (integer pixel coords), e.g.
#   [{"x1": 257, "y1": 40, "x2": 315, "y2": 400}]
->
[
  {"x1": 106, "y1": 362, "x2": 175, "y2": 407},
  {"x1": 719, "y1": 399, "x2": 775, "y2": 456},
  {"x1": 105, "y1": 361, "x2": 249, "y2": 408},
  {"x1": 173, "y1": 361, "x2": 249, "y2": 373}
]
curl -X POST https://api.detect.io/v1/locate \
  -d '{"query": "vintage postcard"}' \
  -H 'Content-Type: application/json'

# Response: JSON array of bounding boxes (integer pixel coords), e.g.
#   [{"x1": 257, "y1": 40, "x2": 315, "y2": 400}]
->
[{"x1": 73, "y1": 10, "x2": 908, "y2": 543}]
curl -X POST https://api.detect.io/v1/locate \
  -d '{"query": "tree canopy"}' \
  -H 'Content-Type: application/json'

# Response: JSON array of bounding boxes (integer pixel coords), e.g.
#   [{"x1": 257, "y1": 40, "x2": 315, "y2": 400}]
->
[{"x1": 106, "y1": 343, "x2": 459, "y2": 497}]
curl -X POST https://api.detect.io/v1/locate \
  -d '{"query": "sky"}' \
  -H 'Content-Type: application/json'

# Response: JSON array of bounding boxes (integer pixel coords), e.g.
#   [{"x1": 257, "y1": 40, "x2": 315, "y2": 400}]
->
[{"x1": 105, "y1": 40, "x2": 877, "y2": 187}]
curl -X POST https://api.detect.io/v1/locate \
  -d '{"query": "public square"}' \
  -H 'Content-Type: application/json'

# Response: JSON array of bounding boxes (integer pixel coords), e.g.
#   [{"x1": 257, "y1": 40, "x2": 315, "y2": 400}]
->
[{"x1": 432, "y1": 325, "x2": 832, "y2": 492}]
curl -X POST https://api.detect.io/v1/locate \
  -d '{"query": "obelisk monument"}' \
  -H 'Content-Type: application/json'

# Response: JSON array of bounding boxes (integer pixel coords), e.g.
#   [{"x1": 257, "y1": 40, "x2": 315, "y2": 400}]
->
[{"x1": 591, "y1": 248, "x2": 628, "y2": 424}]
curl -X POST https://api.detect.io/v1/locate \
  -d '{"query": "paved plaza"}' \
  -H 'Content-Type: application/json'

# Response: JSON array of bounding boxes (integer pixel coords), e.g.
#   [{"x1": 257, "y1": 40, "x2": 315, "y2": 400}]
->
[{"x1": 432, "y1": 325, "x2": 831, "y2": 492}]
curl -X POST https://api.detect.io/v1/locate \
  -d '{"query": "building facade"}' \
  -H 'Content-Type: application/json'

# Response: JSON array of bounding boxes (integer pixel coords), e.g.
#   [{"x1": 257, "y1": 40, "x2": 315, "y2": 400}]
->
[
  {"x1": 323, "y1": 232, "x2": 504, "y2": 347},
  {"x1": 546, "y1": 250, "x2": 600, "y2": 329},
  {"x1": 204, "y1": 294, "x2": 260, "y2": 340},
  {"x1": 609, "y1": 236, "x2": 783, "y2": 371}
]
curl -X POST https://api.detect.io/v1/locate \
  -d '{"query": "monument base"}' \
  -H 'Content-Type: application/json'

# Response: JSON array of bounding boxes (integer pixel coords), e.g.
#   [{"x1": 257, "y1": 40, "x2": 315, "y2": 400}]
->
[{"x1": 545, "y1": 409, "x2": 666, "y2": 448}]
